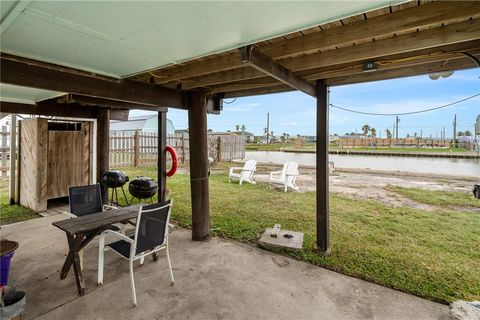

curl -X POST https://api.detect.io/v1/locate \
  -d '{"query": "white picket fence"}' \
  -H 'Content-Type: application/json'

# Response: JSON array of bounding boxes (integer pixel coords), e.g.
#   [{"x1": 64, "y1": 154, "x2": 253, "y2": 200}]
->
[{"x1": 110, "y1": 131, "x2": 245, "y2": 167}]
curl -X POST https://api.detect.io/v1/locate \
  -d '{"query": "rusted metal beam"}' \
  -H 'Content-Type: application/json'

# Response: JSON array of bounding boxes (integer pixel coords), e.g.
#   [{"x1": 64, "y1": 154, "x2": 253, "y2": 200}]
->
[
  {"x1": 0, "y1": 56, "x2": 186, "y2": 109},
  {"x1": 240, "y1": 46, "x2": 316, "y2": 97}
]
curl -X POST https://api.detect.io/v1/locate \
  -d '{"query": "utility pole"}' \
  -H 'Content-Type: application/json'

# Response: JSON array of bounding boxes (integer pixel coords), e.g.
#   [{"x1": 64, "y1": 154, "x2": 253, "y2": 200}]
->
[
  {"x1": 266, "y1": 112, "x2": 270, "y2": 144},
  {"x1": 395, "y1": 116, "x2": 400, "y2": 139},
  {"x1": 453, "y1": 114, "x2": 457, "y2": 148},
  {"x1": 420, "y1": 130, "x2": 422, "y2": 138}
]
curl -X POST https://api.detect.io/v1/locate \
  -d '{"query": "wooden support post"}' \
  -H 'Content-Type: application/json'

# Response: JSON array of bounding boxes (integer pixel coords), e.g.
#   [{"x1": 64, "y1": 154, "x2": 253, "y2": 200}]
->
[
  {"x1": 96, "y1": 108, "x2": 110, "y2": 203},
  {"x1": 316, "y1": 80, "x2": 330, "y2": 254},
  {"x1": 158, "y1": 111, "x2": 167, "y2": 202},
  {"x1": 134, "y1": 130, "x2": 140, "y2": 167},
  {"x1": 9, "y1": 115, "x2": 17, "y2": 204},
  {"x1": 187, "y1": 92, "x2": 210, "y2": 241}
]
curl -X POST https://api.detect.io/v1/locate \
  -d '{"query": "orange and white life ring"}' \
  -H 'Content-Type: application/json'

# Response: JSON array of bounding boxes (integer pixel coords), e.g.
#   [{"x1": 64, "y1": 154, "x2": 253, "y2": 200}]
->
[{"x1": 166, "y1": 146, "x2": 178, "y2": 177}]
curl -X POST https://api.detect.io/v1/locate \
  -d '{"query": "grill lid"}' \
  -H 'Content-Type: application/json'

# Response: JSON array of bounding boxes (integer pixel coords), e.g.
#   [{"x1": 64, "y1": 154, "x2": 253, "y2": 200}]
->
[
  {"x1": 129, "y1": 177, "x2": 158, "y2": 199},
  {"x1": 101, "y1": 170, "x2": 129, "y2": 187}
]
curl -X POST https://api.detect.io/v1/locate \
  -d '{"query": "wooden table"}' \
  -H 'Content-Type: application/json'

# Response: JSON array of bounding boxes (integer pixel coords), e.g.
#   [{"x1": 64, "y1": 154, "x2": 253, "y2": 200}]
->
[{"x1": 52, "y1": 205, "x2": 142, "y2": 295}]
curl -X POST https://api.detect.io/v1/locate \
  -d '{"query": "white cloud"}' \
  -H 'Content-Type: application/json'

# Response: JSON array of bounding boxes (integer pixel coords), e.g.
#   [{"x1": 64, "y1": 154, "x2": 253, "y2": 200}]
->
[{"x1": 225, "y1": 103, "x2": 261, "y2": 112}]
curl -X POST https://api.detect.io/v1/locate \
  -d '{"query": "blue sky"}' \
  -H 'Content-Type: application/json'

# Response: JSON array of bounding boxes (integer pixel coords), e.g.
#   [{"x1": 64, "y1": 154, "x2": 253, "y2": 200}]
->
[{"x1": 133, "y1": 68, "x2": 479, "y2": 138}]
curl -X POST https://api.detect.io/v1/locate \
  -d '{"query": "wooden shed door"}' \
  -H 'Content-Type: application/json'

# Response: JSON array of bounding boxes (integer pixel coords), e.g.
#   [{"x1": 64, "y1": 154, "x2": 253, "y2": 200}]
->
[{"x1": 47, "y1": 130, "x2": 89, "y2": 199}]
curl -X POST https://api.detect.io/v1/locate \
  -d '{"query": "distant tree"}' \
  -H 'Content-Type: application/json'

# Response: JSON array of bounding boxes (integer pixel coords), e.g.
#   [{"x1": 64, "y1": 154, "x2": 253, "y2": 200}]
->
[
  {"x1": 361, "y1": 124, "x2": 371, "y2": 136},
  {"x1": 385, "y1": 129, "x2": 392, "y2": 139},
  {"x1": 241, "y1": 124, "x2": 246, "y2": 132},
  {"x1": 370, "y1": 128, "x2": 376, "y2": 137},
  {"x1": 235, "y1": 125, "x2": 240, "y2": 131},
  {"x1": 406, "y1": 134, "x2": 410, "y2": 138},
  {"x1": 465, "y1": 130, "x2": 472, "y2": 136},
  {"x1": 414, "y1": 132, "x2": 417, "y2": 137},
  {"x1": 457, "y1": 130, "x2": 464, "y2": 136},
  {"x1": 286, "y1": 133, "x2": 290, "y2": 141},
  {"x1": 270, "y1": 131, "x2": 274, "y2": 142},
  {"x1": 207, "y1": 129, "x2": 213, "y2": 132}
]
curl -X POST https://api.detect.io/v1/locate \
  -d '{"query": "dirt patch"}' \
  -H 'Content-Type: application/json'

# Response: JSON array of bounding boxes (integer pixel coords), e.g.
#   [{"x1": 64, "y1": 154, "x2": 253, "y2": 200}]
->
[{"x1": 235, "y1": 164, "x2": 474, "y2": 211}]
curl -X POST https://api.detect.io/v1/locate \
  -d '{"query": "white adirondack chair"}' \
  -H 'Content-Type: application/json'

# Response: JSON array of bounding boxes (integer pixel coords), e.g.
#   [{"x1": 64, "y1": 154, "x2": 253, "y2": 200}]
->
[
  {"x1": 269, "y1": 161, "x2": 300, "y2": 192},
  {"x1": 229, "y1": 160, "x2": 257, "y2": 185}
]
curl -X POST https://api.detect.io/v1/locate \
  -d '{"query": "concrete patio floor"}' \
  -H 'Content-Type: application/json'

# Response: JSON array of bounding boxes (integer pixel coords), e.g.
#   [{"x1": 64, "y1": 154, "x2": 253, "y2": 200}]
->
[{"x1": 2, "y1": 215, "x2": 448, "y2": 320}]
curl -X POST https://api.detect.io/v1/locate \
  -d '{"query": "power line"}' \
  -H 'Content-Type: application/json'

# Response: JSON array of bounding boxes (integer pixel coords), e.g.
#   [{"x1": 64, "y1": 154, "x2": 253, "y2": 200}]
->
[{"x1": 329, "y1": 93, "x2": 480, "y2": 116}]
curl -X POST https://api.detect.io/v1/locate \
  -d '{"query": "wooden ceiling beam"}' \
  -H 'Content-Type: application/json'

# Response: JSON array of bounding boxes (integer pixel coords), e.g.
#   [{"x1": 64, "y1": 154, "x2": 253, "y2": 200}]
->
[
  {"x1": 240, "y1": 46, "x2": 316, "y2": 97},
  {"x1": 0, "y1": 101, "x2": 100, "y2": 118},
  {"x1": 224, "y1": 57, "x2": 476, "y2": 98},
  {"x1": 212, "y1": 48, "x2": 480, "y2": 94},
  {"x1": 326, "y1": 57, "x2": 476, "y2": 86},
  {"x1": 0, "y1": 56, "x2": 186, "y2": 109},
  {"x1": 143, "y1": 1, "x2": 480, "y2": 83},
  {"x1": 56, "y1": 94, "x2": 168, "y2": 112},
  {"x1": 180, "y1": 20, "x2": 480, "y2": 89}
]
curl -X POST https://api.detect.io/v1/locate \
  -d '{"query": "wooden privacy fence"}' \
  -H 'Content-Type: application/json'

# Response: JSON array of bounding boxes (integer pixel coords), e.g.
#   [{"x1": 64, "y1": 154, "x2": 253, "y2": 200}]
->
[
  {"x1": 337, "y1": 137, "x2": 450, "y2": 148},
  {"x1": 110, "y1": 131, "x2": 245, "y2": 167}
]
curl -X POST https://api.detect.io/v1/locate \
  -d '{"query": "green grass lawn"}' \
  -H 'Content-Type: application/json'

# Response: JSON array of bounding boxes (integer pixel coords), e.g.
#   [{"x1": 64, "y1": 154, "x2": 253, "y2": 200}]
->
[
  {"x1": 0, "y1": 178, "x2": 38, "y2": 225},
  {"x1": 118, "y1": 166, "x2": 480, "y2": 304},
  {"x1": 387, "y1": 185, "x2": 480, "y2": 209}
]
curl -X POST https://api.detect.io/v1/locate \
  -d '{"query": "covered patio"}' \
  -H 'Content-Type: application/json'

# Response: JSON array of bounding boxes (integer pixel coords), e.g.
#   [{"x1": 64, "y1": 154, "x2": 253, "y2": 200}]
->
[
  {"x1": 0, "y1": 0, "x2": 479, "y2": 318},
  {"x1": 2, "y1": 216, "x2": 447, "y2": 319}
]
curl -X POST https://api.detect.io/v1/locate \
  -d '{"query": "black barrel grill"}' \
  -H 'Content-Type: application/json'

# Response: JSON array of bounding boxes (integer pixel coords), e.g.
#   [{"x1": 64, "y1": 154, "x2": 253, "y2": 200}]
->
[
  {"x1": 129, "y1": 177, "x2": 158, "y2": 204},
  {"x1": 100, "y1": 170, "x2": 129, "y2": 206}
]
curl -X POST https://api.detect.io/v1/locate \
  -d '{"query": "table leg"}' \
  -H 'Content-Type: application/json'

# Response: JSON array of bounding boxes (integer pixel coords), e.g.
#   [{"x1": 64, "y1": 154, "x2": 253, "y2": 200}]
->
[
  {"x1": 60, "y1": 250, "x2": 73, "y2": 280},
  {"x1": 67, "y1": 234, "x2": 86, "y2": 295}
]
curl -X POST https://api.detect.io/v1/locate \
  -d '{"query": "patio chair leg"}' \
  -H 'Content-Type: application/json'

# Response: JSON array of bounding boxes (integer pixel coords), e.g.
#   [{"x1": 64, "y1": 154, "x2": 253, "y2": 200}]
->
[
  {"x1": 140, "y1": 256, "x2": 145, "y2": 266},
  {"x1": 166, "y1": 245, "x2": 175, "y2": 285},
  {"x1": 97, "y1": 236, "x2": 105, "y2": 285},
  {"x1": 129, "y1": 259, "x2": 137, "y2": 306}
]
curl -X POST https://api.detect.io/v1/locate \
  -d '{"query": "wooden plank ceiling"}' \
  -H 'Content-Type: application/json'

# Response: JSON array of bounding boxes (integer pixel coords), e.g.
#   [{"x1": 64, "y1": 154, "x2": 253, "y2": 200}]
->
[{"x1": 128, "y1": 0, "x2": 480, "y2": 98}]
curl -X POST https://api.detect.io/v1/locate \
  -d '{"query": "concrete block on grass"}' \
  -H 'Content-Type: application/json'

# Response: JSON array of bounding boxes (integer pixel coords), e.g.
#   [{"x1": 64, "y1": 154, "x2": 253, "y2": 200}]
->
[{"x1": 258, "y1": 228, "x2": 304, "y2": 251}]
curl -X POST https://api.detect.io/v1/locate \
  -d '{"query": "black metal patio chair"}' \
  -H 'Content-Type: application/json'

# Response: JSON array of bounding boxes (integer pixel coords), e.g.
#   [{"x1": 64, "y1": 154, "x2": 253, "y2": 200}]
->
[
  {"x1": 97, "y1": 200, "x2": 174, "y2": 306},
  {"x1": 68, "y1": 184, "x2": 122, "y2": 232}
]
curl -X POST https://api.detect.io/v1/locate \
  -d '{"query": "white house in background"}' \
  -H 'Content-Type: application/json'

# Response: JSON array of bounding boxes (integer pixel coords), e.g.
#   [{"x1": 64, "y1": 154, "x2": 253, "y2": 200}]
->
[{"x1": 110, "y1": 114, "x2": 175, "y2": 135}]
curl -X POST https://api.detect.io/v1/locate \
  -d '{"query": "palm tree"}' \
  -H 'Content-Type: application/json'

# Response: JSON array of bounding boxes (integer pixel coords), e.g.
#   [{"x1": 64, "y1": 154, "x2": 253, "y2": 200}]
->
[
  {"x1": 235, "y1": 125, "x2": 240, "y2": 131},
  {"x1": 385, "y1": 129, "x2": 392, "y2": 139},
  {"x1": 361, "y1": 124, "x2": 371, "y2": 136},
  {"x1": 370, "y1": 128, "x2": 376, "y2": 137}
]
